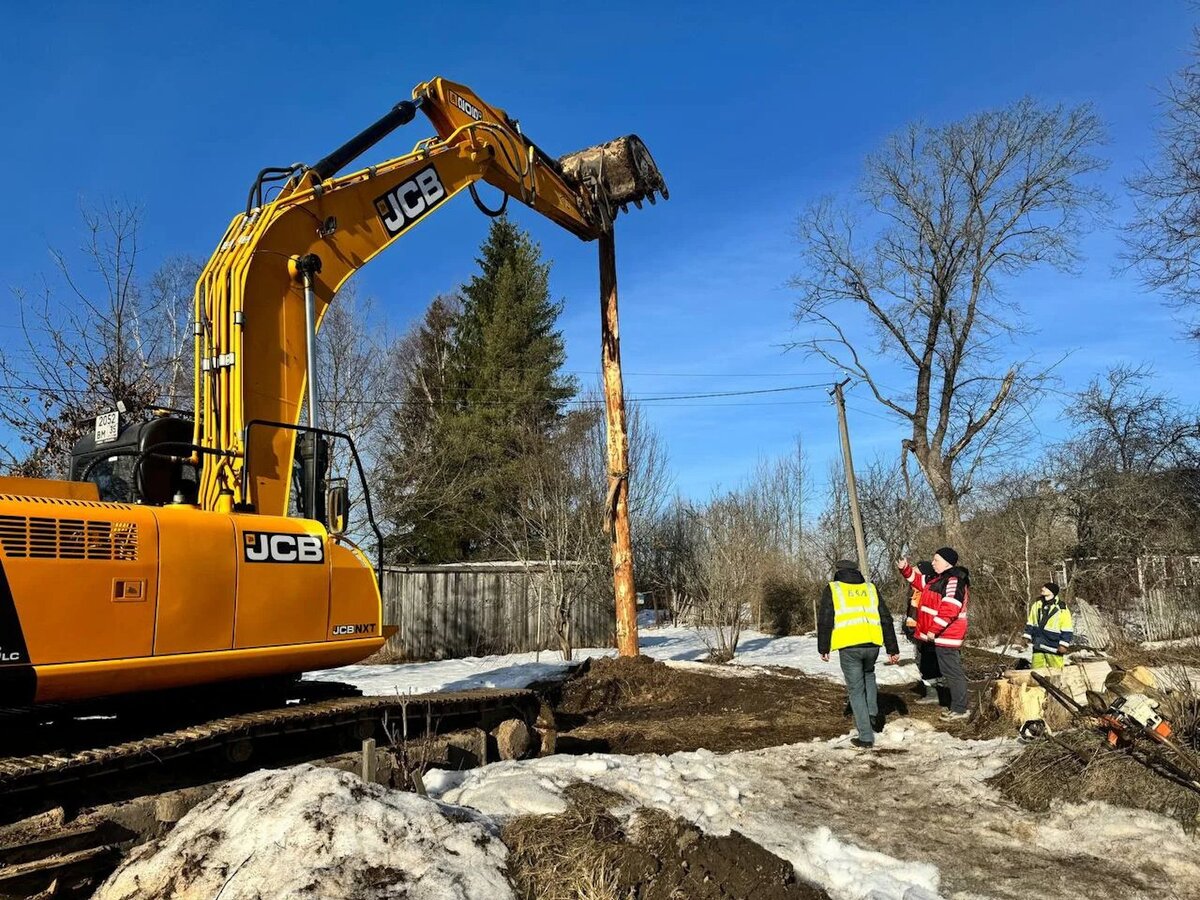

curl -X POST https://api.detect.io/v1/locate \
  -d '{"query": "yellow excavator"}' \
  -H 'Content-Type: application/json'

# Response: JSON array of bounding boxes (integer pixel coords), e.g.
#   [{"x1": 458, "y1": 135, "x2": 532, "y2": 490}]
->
[{"x1": 0, "y1": 78, "x2": 665, "y2": 706}]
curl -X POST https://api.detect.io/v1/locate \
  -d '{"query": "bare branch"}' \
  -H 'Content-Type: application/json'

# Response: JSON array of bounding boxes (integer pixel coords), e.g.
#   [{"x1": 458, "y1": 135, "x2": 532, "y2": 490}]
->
[{"x1": 792, "y1": 98, "x2": 1107, "y2": 541}]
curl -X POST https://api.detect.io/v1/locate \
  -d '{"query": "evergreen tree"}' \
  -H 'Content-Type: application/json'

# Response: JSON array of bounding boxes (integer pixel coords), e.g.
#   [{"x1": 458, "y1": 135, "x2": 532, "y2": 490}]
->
[
  {"x1": 381, "y1": 295, "x2": 463, "y2": 562},
  {"x1": 390, "y1": 217, "x2": 576, "y2": 561}
]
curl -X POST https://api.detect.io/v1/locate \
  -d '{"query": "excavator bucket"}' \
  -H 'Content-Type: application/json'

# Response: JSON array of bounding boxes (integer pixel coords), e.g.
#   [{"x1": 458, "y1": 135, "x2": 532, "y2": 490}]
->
[{"x1": 558, "y1": 135, "x2": 668, "y2": 230}]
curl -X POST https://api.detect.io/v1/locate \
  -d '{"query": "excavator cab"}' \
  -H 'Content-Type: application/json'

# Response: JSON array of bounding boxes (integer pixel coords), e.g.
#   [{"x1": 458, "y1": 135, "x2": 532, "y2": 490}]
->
[{"x1": 69, "y1": 414, "x2": 199, "y2": 506}]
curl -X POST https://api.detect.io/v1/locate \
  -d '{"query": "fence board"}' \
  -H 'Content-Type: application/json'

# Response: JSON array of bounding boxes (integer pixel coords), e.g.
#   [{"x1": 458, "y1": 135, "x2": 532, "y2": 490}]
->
[{"x1": 379, "y1": 563, "x2": 615, "y2": 660}]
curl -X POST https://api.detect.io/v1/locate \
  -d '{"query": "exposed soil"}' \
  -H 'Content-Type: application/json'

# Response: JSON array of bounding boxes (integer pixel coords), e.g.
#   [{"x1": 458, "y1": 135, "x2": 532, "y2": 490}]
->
[
  {"x1": 502, "y1": 786, "x2": 828, "y2": 900},
  {"x1": 544, "y1": 651, "x2": 1007, "y2": 755},
  {"x1": 549, "y1": 655, "x2": 856, "y2": 754}
]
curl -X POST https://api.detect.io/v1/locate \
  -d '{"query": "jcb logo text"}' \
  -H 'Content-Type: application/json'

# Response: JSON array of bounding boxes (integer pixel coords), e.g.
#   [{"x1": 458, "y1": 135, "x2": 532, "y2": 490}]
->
[
  {"x1": 450, "y1": 91, "x2": 483, "y2": 121},
  {"x1": 244, "y1": 532, "x2": 325, "y2": 564},
  {"x1": 332, "y1": 623, "x2": 377, "y2": 636},
  {"x1": 374, "y1": 165, "x2": 447, "y2": 237}
]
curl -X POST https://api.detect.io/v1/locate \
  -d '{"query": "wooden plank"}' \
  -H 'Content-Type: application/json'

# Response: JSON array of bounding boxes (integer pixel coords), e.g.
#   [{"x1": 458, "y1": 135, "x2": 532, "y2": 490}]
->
[{"x1": 0, "y1": 844, "x2": 118, "y2": 883}]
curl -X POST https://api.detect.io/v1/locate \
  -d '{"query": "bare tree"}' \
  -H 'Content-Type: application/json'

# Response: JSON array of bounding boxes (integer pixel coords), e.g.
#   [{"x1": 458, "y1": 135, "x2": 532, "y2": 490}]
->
[
  {"x1": 642, "y1": 497, "x2": 697, "y2": 626},
  {"x1": 148, "y1": 255, "x2": 203, "y2": 409},
  {"x1": 856, "y1": 453, "x2": 930, "y2": 589},
  {"x1": 1127, "y1": 30, "x2": 1200, "y2": 330},
  {"x1": 1058, "y1": 364, "x2": 1200, "y2": 569},
  {"x1": 967, "y1": 466, "x2": 1072, "y2": 638},
  {"x1": 498, "y1": 415, "x2": 608, "y2": 660},
  {"x1": 0, "y1": 201, "x2": 197, "y2": 476},
  {"x1": 1066, "y1": 363, "x2": 1200, "y2": 475},
  {"x1": 811, "y1": 459, "x2": 856, "y2": 574},
  {"x1": 744, "y1": 437, "x2": 810, "y2": 564},
  {"x1": 309, "y1": 284, "x2": 406, "y2": 544},
  {"x1": 1037, "y1": 365, "x2": 1200, "y2": 639},
  {"x1": 499, "y1": 399, "x2": 672, "y2": 658},
  {"x1": 791, "y1": 98, "x2": 1107, "y2": 544},
  {"x1": 685, "y1": 491, "x2": 772, "y2": 660}
]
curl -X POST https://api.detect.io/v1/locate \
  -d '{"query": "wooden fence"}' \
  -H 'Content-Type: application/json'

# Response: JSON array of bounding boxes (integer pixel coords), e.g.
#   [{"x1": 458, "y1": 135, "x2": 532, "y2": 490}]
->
[{"x1": 381, "y1": 562, "x2": 616, "y2": 660}]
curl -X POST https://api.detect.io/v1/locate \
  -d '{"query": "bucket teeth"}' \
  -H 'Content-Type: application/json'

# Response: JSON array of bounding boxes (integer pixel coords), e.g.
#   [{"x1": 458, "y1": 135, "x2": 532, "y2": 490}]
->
[{"x1": 558, "y1": 134, "x2": 668, "y2": 227}]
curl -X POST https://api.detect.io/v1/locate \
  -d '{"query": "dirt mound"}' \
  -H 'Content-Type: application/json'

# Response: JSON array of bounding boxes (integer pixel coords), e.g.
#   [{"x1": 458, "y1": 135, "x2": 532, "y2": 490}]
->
[
  {"x1": 503, "y1": 790, "x2": 827, "y2": 900},
  {"x1": 991, "y1": 729, "x2": 1200, "y2": 831},
  {"x1": 557, "y1": 654, "x2": 676, "y2": 713},
  {"x1": 550, "y1": 654, "x2": 891, "y2": 755}
]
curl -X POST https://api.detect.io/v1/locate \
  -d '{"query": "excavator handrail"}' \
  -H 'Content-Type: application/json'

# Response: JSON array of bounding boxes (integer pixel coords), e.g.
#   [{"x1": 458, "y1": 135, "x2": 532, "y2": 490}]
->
[{"x1": 242, "y1": 419, "x2": 385, "y2": 584}]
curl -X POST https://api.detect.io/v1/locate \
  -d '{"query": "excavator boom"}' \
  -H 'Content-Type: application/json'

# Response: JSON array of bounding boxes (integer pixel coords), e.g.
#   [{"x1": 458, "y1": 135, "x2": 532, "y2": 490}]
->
[{"x1": 195, "y1": 76, "x2": 666, "y2": 519}]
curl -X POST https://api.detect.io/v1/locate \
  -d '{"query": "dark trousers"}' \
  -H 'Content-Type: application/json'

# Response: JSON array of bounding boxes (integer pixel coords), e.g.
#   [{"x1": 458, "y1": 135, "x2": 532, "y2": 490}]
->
[
  {"x1": 916, "y1": 641, "x2": 942, "y2": 683},
  {"x1": 839, "y1": 646, "x2": 880, "y2": 743},
  {"x1": 934, "y1": 646, "x2": 968, "y2": 713}
]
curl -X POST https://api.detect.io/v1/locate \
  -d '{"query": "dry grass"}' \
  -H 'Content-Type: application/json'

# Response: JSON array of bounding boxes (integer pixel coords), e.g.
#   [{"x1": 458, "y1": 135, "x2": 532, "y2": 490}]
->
[
  {"x1": 501, "y1": 796, "x2": 627, "y2": 900},
  {"x1": 358, "y1": 640, "x2": 409, "y2": 665},
  {"x1": 991, "y1": 729, "x2": 1200, "y2": 832}
]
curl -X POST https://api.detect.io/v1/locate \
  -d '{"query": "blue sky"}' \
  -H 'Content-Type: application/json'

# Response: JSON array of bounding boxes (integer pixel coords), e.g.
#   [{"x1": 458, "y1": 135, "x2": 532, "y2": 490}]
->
[{"x1": 1, "y1": 1, "x2": 1196, "y2": 498}]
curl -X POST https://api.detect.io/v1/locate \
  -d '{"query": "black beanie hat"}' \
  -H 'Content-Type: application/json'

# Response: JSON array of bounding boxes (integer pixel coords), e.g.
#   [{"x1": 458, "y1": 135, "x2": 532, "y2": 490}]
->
[
  {"x1": 934, "y1": 547, "x2": 959, "y2": 567},
  {"x1": 834, "y1": 559, "x2": 859, "y2": 574},
  {"x1": 1044, "y1": 582, "x2": 1060, "y2": 597}
]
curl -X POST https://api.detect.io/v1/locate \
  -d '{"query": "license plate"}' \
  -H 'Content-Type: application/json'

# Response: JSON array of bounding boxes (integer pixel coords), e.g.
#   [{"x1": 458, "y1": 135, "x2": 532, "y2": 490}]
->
[{"x1": 94, "y1": 411, "x2": 120, "y2": 444}]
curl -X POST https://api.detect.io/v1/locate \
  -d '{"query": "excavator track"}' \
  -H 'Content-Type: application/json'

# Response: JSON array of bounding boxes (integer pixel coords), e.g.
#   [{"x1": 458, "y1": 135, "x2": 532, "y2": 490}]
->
[
  {"x1": 0, "y1": 687, "x2": 550, "y2": 896},
  {"x1": 0, "y1": 688, "x2": 544, "y2": 803}
]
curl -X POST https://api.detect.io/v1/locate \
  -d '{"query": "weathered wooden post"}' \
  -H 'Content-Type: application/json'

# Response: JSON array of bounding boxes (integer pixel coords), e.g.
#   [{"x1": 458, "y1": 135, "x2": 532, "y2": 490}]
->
[
  {"x1": 599, "y1": 231, "x2": 639, "y2": 657},
  {"x1": 559, "y1": 134, "x2": 666, "y2": 659}
]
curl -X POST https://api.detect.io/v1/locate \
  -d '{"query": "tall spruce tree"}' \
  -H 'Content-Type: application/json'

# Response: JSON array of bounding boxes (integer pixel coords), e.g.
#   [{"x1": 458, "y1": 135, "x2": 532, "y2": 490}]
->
[
  {"x1": 390, "y1": 217, "x2": 576, "y2": 561},
  {"x1": 381, "y1": 295, "x2": 462, "y2": 561}
]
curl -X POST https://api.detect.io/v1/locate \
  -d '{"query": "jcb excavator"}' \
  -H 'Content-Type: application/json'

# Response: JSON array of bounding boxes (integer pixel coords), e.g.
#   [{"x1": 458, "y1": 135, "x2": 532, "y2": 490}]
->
[{"x1": 0, "y1": 78, "x2": 665, "y2": 706}]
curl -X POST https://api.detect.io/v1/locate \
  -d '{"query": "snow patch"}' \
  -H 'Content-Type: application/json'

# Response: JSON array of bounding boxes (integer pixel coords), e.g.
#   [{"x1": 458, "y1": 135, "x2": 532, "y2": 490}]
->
[
  {"x1": 93, "y1": 765, "x2": 513, "y2": 900},
  {"x1": 431, "y1": 726, "x2": 948, "y2": 900},
  {"x1": 426, "y1": 719, "x2": 1195, "y2": 900}
]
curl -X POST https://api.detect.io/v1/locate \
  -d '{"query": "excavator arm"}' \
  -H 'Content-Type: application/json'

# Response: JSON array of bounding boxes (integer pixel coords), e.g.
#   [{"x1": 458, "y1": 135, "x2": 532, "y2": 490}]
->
[{"x1": 193, "y1": 77, "x2": 665, "y2": 519}]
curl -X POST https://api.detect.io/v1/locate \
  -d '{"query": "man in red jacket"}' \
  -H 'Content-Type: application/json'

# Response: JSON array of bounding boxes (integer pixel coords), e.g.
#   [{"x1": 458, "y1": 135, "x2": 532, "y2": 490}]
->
[{"x1": 898, "y1": 547, "x2": 970, "y2": 721}]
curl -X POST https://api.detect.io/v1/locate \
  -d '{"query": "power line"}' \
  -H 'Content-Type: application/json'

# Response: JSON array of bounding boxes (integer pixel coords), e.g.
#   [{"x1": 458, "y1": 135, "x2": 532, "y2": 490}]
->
[{"x1": 310, "y1": 383, "x2": 829, "y2": 406}]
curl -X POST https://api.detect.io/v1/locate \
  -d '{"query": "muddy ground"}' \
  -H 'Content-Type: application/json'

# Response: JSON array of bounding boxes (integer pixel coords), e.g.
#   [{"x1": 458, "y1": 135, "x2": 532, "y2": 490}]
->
[
  {"x1": 508, "y1": 650, "x2": 1198, "y2": 900},
  {"x1": 542, "y1": 648, "x2": 1007, "y2": 756},
  {"x1": 24, "y1": 648, "x2": 1013, "y2": 900}
]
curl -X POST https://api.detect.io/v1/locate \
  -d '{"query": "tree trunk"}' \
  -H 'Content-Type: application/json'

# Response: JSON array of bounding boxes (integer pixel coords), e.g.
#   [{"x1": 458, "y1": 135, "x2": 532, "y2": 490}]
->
[{"x1": 911, "y1": 448, "x2": 965, "y2": 549}]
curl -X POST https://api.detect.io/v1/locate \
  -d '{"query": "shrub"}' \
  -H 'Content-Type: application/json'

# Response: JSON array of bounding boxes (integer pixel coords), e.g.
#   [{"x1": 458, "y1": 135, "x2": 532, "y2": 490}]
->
[{"x1": 760, "y1": 571, "x2": 815, "y2": 636}]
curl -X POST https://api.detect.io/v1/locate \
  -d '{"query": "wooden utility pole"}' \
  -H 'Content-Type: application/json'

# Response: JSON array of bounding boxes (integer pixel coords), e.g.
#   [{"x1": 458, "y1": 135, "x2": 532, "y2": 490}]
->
[
  {"x1": 599, "y1": 231, "x2": 639, "y2": 657},
  {"x1": 831, "y1": 379, "x2": 870, "y2": 579}
]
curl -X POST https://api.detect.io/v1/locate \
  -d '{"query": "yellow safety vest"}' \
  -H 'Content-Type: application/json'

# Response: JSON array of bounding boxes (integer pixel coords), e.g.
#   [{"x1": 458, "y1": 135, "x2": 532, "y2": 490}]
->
[{"x1": 829, "y1": 581, "x2": 884, "y2": 650}]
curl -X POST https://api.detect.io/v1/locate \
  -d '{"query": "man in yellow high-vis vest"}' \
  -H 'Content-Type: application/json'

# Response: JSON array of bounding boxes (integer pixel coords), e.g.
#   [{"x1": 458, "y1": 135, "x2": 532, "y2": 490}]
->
[{"x1": 818, "y1": 560, "x2": 900, "y2": 749}]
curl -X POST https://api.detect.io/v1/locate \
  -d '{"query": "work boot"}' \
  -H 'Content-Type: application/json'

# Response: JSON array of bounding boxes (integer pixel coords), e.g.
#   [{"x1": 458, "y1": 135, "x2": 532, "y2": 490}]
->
[{"x1": 850, "y1": 737, "x2": 875, "y2": 750}]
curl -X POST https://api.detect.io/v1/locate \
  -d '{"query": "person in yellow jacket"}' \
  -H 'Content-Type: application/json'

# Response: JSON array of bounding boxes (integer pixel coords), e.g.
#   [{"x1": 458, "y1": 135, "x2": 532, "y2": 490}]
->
[
  {"x1": 818, "y1": 560, "x2": 900, "y2": 749},
  {"x1": 1024, "y1": 583, "x2": 1074, "y2": 669}
]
